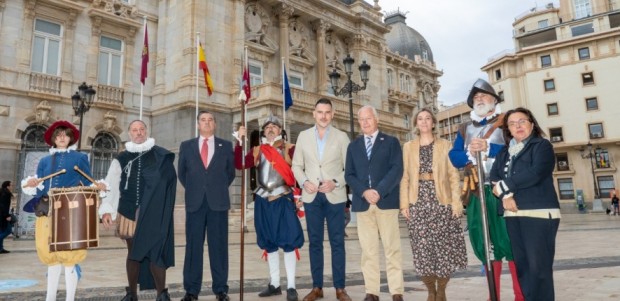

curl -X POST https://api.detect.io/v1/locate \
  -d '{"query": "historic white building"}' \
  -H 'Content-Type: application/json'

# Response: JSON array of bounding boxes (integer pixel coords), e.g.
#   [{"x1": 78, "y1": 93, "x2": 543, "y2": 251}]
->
[
  {"x1": 0, "y1": 0, "x2": 441, "y2": 233},
  {"x1": 480, "y1": 0, "x2": 620, "y2": 212}
]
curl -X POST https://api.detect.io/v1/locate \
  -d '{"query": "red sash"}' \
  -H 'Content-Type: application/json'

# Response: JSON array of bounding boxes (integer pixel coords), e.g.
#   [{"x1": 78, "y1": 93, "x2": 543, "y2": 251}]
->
[{"x1": 260, "y1": 144, "x2": 295, "y2": 186}]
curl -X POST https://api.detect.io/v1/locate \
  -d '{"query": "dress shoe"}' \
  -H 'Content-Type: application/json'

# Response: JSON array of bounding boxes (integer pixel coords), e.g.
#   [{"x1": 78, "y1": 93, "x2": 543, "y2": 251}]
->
[
  {"x1": 0, "y1": 249, "x2": 10, "y2": 254},
  {"x1": 156, "y1": 289, "x2": 171, "y2": 301},
  {"x1": 258, "y1": 284, "x2": 282, "y2": 297},
  {"x1": 121, "y1": 287, "x2": 138, "y2": 301},
  {"x1": 302, "y1": 287, "x2": 323, "y2": 301},
  {"x1": 287, "y1": 288, "x2": 299, "y2": 301},
  {"x1": 392, "y1": 294, "x2": 404, "y2": 301},
  {"x1": 216, "y1": 293, "x2": 229, "y2": 301},
  {"x1": 180, "y1": 293, "x2": 198, "y2": 301},
  {"x1": 363, "y1": 293, "x2": 379, "y2": 301},
  {"x1": 335, "y1": 288, "x2": 352, "y2": 301}
]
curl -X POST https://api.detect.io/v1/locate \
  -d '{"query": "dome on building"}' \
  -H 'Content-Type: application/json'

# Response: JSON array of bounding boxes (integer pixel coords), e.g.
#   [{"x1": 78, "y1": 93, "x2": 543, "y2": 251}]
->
[{"x1": 384, "y1": 11, "x2": 434, "y2": 63}]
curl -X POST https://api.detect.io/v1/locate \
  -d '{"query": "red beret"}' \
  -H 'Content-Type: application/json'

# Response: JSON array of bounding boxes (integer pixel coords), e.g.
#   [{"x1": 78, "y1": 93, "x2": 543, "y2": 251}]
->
[{"x1": 43, "y1": 120, "x2": 80, "y2": 147}]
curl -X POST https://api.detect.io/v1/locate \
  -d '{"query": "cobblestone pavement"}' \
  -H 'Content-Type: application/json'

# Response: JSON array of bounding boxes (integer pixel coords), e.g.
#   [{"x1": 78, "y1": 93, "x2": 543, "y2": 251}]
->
[{"x1": 0, "y1": 213, "x2": 618, "y2": 300}]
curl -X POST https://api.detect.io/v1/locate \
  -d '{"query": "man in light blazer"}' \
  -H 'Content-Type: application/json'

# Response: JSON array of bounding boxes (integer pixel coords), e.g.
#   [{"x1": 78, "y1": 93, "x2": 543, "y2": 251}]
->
[
  {"x1": 344, "y1": 105, "x2": 404, "y2": 301},
  {"x1": 291, "y1": 98, "x2": 351, "y2": 301},
  {"x1": 178, "y1": 111, "x2": 235, "y2": 301}
]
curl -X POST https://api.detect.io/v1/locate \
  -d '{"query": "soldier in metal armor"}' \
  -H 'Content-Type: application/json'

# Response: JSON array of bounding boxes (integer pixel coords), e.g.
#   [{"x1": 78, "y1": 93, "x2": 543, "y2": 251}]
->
[
  {"x1": 235, "y1": 115, "x2": 304, "y2": 301},
  {"x1": 448, "y1": 79, "x2": 524, "y2": 300},
  {"x1": 99, "y1": 120, "x2": 177, "y2": 301}
]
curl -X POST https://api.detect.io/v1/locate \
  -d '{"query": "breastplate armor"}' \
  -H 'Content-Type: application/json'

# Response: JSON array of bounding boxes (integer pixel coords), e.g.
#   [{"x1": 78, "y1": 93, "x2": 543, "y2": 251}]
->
[
  {"x1": 255, "y1": 147, "x2": 291, "y2": 198},
  {"x1": 464, "y1": 119, "x2": 505, "y2": 181}
]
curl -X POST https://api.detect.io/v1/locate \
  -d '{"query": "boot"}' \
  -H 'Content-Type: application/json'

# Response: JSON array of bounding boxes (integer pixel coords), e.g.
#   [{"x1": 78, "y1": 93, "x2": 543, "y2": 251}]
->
[
  {"x1": 121, "y1": 287, "x2": 138, "y2": 301},
  {"x1": 436, "y1": 277, "x2": 449, "y2": 301},
  {"x1": 421, "y1": 276, "x2": 437, "y2": 301},
  {"x1": 508, "y1": 261, "x2": 524, "y2": 301},
  {"x1": 489, "y1": 260, "x2": 503, "y2": 301},
  {"x1": 156, "y1": 288, "x2": 170, "y2": 301}
]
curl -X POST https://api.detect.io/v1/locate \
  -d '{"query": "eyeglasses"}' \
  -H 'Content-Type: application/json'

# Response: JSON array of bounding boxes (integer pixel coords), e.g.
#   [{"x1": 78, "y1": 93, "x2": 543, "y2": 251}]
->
[{"x1": 507, "y1": 119, "x2": 531, "y2": 128}]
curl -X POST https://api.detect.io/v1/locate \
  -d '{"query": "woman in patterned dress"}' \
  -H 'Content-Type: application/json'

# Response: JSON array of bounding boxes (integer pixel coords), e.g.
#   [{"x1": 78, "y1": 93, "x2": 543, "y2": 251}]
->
[{"x1": 400, "y1": 108, "x2": 467, "y2": 301}]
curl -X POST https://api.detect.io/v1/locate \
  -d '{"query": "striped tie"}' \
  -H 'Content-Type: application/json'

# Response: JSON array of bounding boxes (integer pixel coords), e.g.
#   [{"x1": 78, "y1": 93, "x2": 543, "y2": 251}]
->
[{"x1": 366, "y1": 136, "x2": 373, "y2": 159}]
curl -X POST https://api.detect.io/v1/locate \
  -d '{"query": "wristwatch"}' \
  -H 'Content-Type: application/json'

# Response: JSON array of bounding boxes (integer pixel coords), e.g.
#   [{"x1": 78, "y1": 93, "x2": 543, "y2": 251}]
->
[{"x1": 332, "y1": 179, "x2": 340, "y2": 187}]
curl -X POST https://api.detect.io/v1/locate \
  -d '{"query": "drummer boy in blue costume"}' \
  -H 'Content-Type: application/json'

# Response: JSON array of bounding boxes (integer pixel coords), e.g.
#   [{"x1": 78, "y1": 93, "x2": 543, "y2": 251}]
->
[{"x1": 22, "y1": 120, "x2": 105, "y2": 301}]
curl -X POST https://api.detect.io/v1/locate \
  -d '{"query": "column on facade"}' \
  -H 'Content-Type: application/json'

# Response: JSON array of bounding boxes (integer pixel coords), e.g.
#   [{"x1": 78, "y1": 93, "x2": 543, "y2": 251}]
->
[
  {"x1": 277, "y1": 3, "x2": 294, "y2": 76},
  {"x1": 314, "y1": 20, "x2": 330, "y2": 93},
  {"x1": 154, "y1": 4, "x2": 167, "y2": 94}
]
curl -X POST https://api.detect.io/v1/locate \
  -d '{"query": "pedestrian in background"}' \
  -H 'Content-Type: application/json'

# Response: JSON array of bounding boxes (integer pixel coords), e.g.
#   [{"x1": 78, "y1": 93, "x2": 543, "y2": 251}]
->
[{"x1": 0, "y1": 180, "x2": 14, "y2": 254}]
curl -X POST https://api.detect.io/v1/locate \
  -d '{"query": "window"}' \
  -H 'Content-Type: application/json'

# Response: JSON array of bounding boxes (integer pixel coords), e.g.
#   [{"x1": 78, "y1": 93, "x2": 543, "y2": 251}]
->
[
  {"x1": 595, "y1": 148, "x2": 611, "y2": 168},
  {"x1": 452, "y1": 116, "x2": 461, "y2": 124},
  {"x1": 495, "y1": 69, "x2": 502, "y2": 80},
  {"x1": 387, "y1": 69, "x2": 393, "y2": 89},
  {"x1": 556, "y1": 153, "x2": 569, "y2": 171},
  {"x1": 541, "y1": 55, "x2": 552, "y2": 67},
  {"x1": 547, "y1": 103, "x2": 559, "y2": 115},
  {"x1": 597, "y1": 176, "x2": 615, "y2": 197},
  {"x1": 98, "y1": 36, "x2": 123, "y2": 86},
  {"x1": 578, "y1": 47, "x2": 590, "y2": 60},
  {"x1": 248, "y1": 61, "x2": 263, "y2": 86},
  {"x1": 588, "y1": 123, "x2": 604, "y2": 139},
  {"x1": 498, "y1": 91, "x2": 504, "y2": 102},
  {"x1": 549, "y1": 128, "x2": 563, "y2": 142},
  {"x1": 538, "y1": 19, "x2": 549, "y2": 28},
  {"x1": 573, "y1": 0, "x2": 592, "y2": 19},
  {"x1": 91, "y1": 132, "x2": 119, "y2": 180},
  {"x1": 21, "y1": 124, "x2": 48, "y2": 150},
  {"x1": 399, "y1": 73, "x2": 405, "y2": 91},
  {"x1": 544, "y1": 79, "x2": 555, "y2": 91},
  {"x1": 31, "y1": 19, "x2": 62, "y2": 75},
  {"x1": 586, "y1": 97, "x2": 598, "y2": 110},
  {"x1": 571, "y1": 23, "x2": 594, "y2": 36},
  {"x1": 405, "y1": 75, "x2": 412, "y2": 94},
  {"x1": 582, "y1": 72, "x2": 594, "y2": 85},
  {"x1": 288, "y1": 71, "x2": 303, "y2": 89},
  {"x1": 557, "y1": 178, "x2": 575, "y2": 199}
]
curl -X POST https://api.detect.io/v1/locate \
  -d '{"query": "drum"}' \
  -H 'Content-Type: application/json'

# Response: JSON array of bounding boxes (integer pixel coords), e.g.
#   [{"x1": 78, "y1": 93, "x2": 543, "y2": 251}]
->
[{"x1": 48, "y1": 186, "x2": 99, "y2": 252}]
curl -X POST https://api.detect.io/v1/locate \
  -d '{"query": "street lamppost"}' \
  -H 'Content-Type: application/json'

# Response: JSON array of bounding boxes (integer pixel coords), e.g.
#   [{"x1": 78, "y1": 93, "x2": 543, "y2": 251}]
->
[
  {"x1": 328, "y1": 54, "x2": 371, "y2": 140},
  {"x1": 581, "y1": 141, "x2": 601, "y2": 200},
  {"x1": 71, "y1": 82, "x2": 96, "y2": 150}
]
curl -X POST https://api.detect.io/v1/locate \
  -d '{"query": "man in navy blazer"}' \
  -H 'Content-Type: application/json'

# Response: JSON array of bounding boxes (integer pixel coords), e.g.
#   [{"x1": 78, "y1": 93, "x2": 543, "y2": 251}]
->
[
  {"x1": 178, "y1": 111, "x2": 235, "y2": 301},
  {"x1": 344, "y1": 105, "x2": 404, "y2": 301}
]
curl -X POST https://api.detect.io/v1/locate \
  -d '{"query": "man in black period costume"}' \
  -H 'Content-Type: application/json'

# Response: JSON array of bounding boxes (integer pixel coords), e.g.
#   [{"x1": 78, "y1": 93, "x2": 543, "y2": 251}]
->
[{"x1": 99, "y1": 120, "x2": 177, "y2": 301}]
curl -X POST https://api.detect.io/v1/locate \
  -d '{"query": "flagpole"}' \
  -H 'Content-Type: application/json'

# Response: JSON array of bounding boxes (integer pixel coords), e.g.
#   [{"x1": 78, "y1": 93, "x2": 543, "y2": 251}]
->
[
  {"x1": 139, "y1": 16, "x2": 147, "y2": 120},
  {"x1": 195, "y1": 33, "x2": 200, "y2": 137},
  {"x1": 281, "y1": 57, "x2": 286, "y2": 134}
]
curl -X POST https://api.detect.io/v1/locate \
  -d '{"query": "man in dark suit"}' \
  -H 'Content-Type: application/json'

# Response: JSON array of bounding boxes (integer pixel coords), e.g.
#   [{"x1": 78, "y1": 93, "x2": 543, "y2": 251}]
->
[
  {"x1": 344, "y1": 105, "x2": 404, "y2": 301},
  {"x1": 178, "y1": 111, "x2": 235, "y2": 301}
]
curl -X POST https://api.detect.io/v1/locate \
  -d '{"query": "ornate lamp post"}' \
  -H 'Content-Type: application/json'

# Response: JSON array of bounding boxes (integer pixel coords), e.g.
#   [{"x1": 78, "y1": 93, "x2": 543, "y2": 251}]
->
[
  {"x1": 328, "y1": 54, "x2": 371, "y2": 140},
  {"x1": 581, "y1": 141, "x2": 601, "y2": 199},
  {"x1": 71, "y1": 82, "x2": 96, "y2": 150}
]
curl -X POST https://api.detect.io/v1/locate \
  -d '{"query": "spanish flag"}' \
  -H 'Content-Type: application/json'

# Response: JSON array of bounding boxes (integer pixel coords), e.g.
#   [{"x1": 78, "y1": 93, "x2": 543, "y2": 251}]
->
[{"x1": 198, "y1": 43, "x2": 214, "y2": 96}]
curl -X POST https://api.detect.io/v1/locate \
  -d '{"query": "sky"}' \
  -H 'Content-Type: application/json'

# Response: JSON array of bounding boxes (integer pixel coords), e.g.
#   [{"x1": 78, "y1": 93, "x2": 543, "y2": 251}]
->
[{"x1": 370, "y1": 0, "x2": 560, "y2": 106}]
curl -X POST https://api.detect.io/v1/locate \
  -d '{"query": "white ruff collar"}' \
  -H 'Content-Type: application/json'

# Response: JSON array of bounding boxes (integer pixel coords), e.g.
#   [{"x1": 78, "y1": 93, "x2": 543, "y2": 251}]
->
[
  {"x1": 470, "y1": 104, "x2": 502, "y2": 123},
  {"x1": 125, "y1": 138, "x2": 155, "y2": 153},
  {"x1": 49, "y1": 144, "x2": 77, "y2": 155},
  {"x1": 261, "y1": 135, "x2": 282, "y2": 146}
]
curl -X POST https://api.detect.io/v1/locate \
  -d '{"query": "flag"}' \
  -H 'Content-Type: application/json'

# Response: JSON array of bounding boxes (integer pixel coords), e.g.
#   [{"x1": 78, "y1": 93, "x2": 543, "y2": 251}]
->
[
  {"x1": 198, "y1": 43, "x2": 214, "y2": 96},
  {"x1": 140, "y1": 23, "x2": 149, "y2": 85},
  {"x1": 283, "y1": 67, "x2": 293, "y2": 110},
  {"x1": 242, "y1": 64, "x2": 251, "y2": 104}
]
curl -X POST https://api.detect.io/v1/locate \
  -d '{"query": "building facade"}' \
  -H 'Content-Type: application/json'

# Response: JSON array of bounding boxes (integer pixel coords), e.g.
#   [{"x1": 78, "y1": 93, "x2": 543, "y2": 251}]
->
[
  {"x1": 480, "y1": 0, "x2": 620, "y2": 212},
  {"x1": 0, "y1": 0, "x2": 440, "y2": 233}
]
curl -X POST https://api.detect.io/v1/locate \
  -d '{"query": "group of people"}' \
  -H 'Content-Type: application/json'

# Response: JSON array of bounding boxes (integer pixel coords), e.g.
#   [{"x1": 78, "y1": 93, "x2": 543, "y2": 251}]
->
[{"x1": 14, "y1": 78, "x2": 560, "y2": 301}]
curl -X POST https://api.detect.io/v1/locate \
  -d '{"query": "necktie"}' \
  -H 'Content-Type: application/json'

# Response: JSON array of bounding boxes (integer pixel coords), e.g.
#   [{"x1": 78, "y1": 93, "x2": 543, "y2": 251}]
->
[
  {"x1": 201, "y1": 138, "x2": 209, "y2": 168},
  {"x1": 366, "y1": 136, "x2": 373, "y2": 159}
]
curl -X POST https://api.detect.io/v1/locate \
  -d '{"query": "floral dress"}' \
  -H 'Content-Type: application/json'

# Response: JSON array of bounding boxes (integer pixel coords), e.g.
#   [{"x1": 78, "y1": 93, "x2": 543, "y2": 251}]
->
[{"x1": 406, "y1": 142, "x2": 467, "y2": 277}]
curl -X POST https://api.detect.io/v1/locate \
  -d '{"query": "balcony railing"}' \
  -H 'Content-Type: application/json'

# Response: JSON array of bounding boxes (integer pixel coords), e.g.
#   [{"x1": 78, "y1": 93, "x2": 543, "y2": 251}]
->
[
  {"x1": 29, "y1": 73, "x2": 62, "y2": 94},
  {"x1": 96, "y1": 84, "x2": 124, "y2": 105}
]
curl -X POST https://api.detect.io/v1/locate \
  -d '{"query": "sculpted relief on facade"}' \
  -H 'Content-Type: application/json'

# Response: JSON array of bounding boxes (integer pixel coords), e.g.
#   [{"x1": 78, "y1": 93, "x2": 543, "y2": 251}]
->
[
  {"x1": 245, "y1": 2, "x2": 277, "y2": 53},
  {"x1": 325, "y1": 31, "x2": 346, "y2": 72},
  {"x1": 288, "y1": 17, "x2": 316, "y2": 65}
]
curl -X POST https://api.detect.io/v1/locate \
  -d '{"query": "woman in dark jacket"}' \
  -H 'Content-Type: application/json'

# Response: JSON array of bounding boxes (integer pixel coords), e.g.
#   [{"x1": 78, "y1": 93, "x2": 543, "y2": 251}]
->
[
  {"x1": 0, "y1": 180, "x2": 14, "y2": 253},
  {"x1": 490, "y1": 107, "x2": 560, "y2": 301}
]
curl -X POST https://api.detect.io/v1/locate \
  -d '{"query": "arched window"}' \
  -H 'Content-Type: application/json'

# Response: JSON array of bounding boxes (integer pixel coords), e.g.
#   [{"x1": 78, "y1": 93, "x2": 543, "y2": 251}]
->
[
  {"x1": 21, "y1": 124, "x2": 48, "y2": 150},
  {"x1": 91, "y1": 132, "x2": 119, "y2": 180}
]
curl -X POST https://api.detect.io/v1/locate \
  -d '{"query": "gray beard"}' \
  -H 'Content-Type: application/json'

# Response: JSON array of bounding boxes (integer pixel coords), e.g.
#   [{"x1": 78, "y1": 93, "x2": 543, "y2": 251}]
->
[{"x1": 473, "y1": 103, "x2": 495, "y2": 117}]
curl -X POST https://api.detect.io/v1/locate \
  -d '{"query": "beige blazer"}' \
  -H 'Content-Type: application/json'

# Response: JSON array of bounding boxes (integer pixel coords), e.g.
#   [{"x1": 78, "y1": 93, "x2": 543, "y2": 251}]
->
[
  {"x1": 292, "y1": 125, "x2": 349, "y2": 204},
  {"x1": 399, "y1": 137, "x2": 463, "y2": 213}
]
